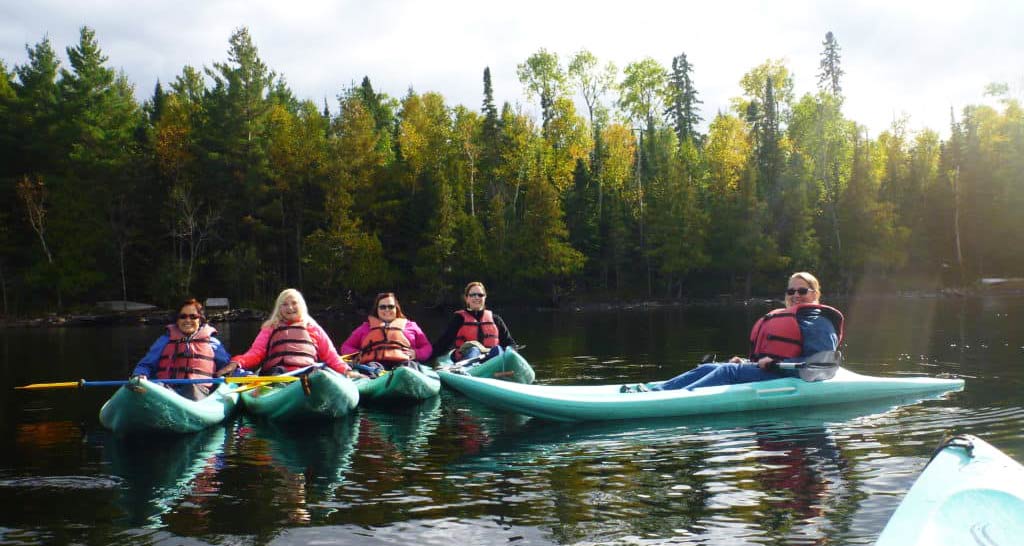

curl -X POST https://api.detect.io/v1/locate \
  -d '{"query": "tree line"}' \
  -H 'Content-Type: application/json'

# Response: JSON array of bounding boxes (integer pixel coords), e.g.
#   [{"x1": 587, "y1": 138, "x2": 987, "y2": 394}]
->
[{"x1": 1, "y1": 27, "x2": 1021, "y2": 315}]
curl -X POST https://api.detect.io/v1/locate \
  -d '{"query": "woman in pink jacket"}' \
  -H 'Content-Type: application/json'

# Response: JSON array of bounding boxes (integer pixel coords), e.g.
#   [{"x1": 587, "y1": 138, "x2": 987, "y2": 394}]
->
[
  {"x1": 339, "y1": 292, "x2": 432, "y2": 376},
  {"x1": 228, "y1": 288, "x2": 359, "y2": 377}
]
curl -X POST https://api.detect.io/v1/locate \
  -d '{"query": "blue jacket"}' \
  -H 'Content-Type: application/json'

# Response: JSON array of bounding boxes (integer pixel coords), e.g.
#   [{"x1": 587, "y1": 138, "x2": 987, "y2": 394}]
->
[{"x1": 781, "y1": 308, "x2": 839, "y2": 363}]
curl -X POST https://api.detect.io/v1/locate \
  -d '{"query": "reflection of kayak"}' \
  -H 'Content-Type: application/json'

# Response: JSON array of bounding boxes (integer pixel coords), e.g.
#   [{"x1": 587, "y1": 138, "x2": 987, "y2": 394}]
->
[
  {"x1": 241, "y1": 368, "x2": 358, "y2": 421},
  {"x1": 99, "y1": 379, "x2": 238, "y2": 434},
  {"x1": 251, "y1": 417, "x2": 360, "y2": 501},
  {"x1": 435, "y1": 347, "x2": 535, "y2": 384},
  {"x1": 362, "y1": 395, "x2": 442, "y2": 456},
  {"x1": 438, "y1": 367, "x2": 964, "y2": 422},
  {"x1": 104, "y1": 425, "x2": 227, "y2": 527},
  {"x1": 354, "y1": 365, "x2": 440, "y2": 406},
  {"x1": 876, "y1": 434, "x2": 1024, "y2": 546}
]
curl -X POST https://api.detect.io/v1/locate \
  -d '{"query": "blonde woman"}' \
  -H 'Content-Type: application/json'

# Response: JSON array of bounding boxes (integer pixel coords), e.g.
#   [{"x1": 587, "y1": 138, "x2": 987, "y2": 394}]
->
[{"x1": 229, "y1": 289, "x2": 357, "y2": 377}]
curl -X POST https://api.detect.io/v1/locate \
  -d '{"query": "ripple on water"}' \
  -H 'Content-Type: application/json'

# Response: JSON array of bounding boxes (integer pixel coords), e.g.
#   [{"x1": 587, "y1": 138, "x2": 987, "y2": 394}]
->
[{"x1": 0, "y1": 475, "x2": 122, "y2": 490}]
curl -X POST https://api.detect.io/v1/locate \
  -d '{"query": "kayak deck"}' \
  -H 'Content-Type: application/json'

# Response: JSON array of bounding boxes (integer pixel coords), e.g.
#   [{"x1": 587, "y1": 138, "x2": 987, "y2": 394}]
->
[
  {"x1": 99, "y1": 379, "x2": 238, "y2": 434},
  {"x1": 435, "y1": 347, "x2": 536, "y2": 384},
  {"x1": 355, "y1": 365, "x2": 441, "y2": 405},
  {"x1": 876, "y1": 434, "x2": 1024, "y2": 546},
  {"x1": 438, "y1": 367, "x2": 964, "y2": 422},
  {"x1": 241, "y1": 368, "x2": 359, "y2": 421}
]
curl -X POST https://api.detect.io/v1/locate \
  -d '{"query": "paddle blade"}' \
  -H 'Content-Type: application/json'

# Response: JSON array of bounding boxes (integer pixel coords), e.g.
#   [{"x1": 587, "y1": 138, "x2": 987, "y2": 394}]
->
[
  {"x1": 224, "y1": 375, "x2": 299, "y2": 384},
  {"x1": 14, "y1": 381, "x2": 82, "y2": 390},
  {"x1": 799, "y1": 350, "x2": 841, "y2": 382}
]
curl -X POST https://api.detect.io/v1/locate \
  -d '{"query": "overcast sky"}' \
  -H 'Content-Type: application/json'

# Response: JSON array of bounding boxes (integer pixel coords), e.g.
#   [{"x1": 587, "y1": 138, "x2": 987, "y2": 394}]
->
[{"x1": 2, "y1": 0, "x2": 1021, "y2": 138}]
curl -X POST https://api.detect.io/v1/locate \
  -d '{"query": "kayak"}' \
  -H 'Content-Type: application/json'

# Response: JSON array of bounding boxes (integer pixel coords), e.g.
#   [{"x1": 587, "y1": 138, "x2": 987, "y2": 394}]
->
[
  {"x1": 240, "y1": 368, "x2": 359, "y2": 421},
  {"x1": 437, "y1": 366, "x2": 964, "y2": 422},
  {"x1": 435, "y1": 347, "x2": 536, "y2": 384},
  {"x1": 876, "y1": 434, "x2": 1024, "y2": 546},
  {"x1": 99, "y1": 379, "x2": 239, "y2": 434},
  {"x1": 354, "y1": 364, "x2": 441, "y2": 405}
]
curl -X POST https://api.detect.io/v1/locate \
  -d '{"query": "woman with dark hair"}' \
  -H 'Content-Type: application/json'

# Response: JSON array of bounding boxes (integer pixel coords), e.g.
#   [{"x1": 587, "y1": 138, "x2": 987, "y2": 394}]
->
[
  {"x1": 339, "y1": 292, "x2": 433, "y2": 373},
  {"x1": 131, "y1": 298, "x2": 235, "y2": 400},
  {"x1": 430, "y1": 281, "x2": 516, "y2": 363}
]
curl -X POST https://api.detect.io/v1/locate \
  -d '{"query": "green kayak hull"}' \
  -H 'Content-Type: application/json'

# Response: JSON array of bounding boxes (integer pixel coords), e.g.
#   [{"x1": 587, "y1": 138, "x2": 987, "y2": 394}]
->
[
  {"x1": 876, "y1": 434, "x2": 1024, "y2": 546},
  {"x1": 99, "y1": 380, "x2": 238, "y2": 434},
  {"x1": 437, "y1": 367, "x2": 964, "y2": 422},
  {"x1": 240, "y1": 368, "x2": 359, "y2": 421},
  {"x1": 435, "y1": 347, "x2": 535, "y2": 384},
  {"x1": 355, "y1": 365, "x2": 441, "y2": 405}
]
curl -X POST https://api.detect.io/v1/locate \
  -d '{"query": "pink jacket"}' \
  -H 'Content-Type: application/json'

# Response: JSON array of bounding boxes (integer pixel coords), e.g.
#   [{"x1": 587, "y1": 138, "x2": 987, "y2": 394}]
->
[
  {"x1": 340, "y1": 319, "x2": 433, "y2": 363},
  {"x1": 232, "y1": 321, "x2": 350, "y2": 374}
]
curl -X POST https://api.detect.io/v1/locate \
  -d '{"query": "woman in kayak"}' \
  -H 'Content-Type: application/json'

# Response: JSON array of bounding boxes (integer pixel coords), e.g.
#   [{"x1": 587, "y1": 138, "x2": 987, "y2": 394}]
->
[
  {"x1": 226, "y1": 288, "x2": 359, "y2": 378},
  {"x1": 131, "y1": 298, "x2": 235, "y2": 400},
  {"x1": 339, "y1": 292, "x2": 433, "y2": 377},
  {"x1": 431, "y1": 281, "x2": 517, "y2": 364},
  {"x1": 628, "y1": 271, "x2": 843, "y2": 392}
]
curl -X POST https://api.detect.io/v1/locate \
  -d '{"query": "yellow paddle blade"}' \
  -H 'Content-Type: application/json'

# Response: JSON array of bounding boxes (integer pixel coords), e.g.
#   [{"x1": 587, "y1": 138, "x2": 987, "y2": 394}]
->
[
  {"x1": 15, "y1": 381, "x2": 82, "y2": 390},
  {"x1": 224, "y1": 375, "x2": 299, "y2": 384}
]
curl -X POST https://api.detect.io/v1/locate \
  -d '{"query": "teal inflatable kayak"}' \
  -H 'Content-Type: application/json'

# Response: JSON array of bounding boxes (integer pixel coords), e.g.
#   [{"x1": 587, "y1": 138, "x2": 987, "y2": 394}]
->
[
  {"x1": 241, "y1": 368, "x2": 359, "y2": 421},
  {"x1": 437, "y1": 366, "x2": 963, "y2": 422},
  {"x1": 876, "y1": 434, "x2": 1024, "y2": 546},
  {"x1": 435, "y1": 347, "x2": 535, "y2": 384},
  {"x1": 354, "y1": 364, "x2": 441, "y2": 405},
  {"x1": 99, "y1": 379, "x2": 239, "y2": 434}
]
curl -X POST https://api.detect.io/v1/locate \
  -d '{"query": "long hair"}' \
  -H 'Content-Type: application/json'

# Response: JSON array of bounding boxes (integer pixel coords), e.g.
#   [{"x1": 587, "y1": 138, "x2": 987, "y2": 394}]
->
[
  {"x1": 372, "y1": 292, "x2": 406, "y2": 319},
  {"x1": 261, "y1": 288, "x2": 314, "y2": 329}
]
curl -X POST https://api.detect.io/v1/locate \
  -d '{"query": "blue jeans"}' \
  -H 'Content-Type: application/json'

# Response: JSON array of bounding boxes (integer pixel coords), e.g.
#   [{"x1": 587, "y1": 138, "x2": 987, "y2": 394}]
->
[
  {"x1": 651, "y1": 363, "x2": 797, "y2": 391},
  {"x1": 457, "y1": 344, "x2": 502, "y2": 365}
]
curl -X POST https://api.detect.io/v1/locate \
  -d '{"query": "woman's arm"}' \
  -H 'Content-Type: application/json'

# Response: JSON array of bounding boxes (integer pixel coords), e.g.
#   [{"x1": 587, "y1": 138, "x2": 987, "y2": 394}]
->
[
  {"x1": 339, "y1": 322, "x2": 370, "y2": 358},
  {"x1": 429, "y1": 314, "x2": 464, "y2": 360},
  {"x1": 231, "y1": 327, "x2": 272, "y2": 370},
  {"x1": 210, "y1": 337, "x2": 234, "y2": 372},
  {"x1": 406, "y1": 321, "x2": 433, "y2": 362},
  {"x1": 311, "y1": 324, "x2": 351, "y2": 374},
  {"x1": 131, "y1": 334, "x2": 170, "y2": 376},
  {"x1": 493, "y1": 313, "x2": 517, "y2": 348}
]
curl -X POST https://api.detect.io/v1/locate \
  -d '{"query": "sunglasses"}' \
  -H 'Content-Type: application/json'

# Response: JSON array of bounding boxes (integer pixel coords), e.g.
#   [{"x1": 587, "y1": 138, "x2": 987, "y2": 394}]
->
[
  {"x1": 786, "y1": 287, "x2": 815, "y2": 296},
  {"x1": 377, "y1": 304, "x2": 396, "y2": 310},
  {"x1": 467, "y1": 293, "x2": 486, "y2": 298},
  {"x1": 178, "y1": 313, "x2": 201, "y2": 320}
]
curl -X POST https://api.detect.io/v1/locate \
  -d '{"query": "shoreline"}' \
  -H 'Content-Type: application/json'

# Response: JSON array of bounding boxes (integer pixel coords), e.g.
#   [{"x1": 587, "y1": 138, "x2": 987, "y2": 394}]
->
[{"x1": 1, "y1": 285, "x2": 1015, "y2": 329}]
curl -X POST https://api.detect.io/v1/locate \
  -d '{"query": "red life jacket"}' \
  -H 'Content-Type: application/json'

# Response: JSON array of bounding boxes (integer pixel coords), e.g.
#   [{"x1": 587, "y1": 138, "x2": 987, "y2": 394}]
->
[
  {"x1": 262, "y1": 322, "x2": 318, "y2": 373},
  {"x1": 749, "y1": 303, "x2": 845, "y2": 360},
  {"x1": 156, "y1": 324, "x2": 217, "y2": 379},
  {"x1": 359, "y1": 317, "x2": 412, "y2": 364},
  {"x1": 454, "y1": 309, "x2": 499, "y2": 349}
]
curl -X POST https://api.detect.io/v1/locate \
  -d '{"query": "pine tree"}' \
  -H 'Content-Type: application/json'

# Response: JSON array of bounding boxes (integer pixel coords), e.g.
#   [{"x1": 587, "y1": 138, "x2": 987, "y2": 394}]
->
[
  {"x1": 818, "y1": 31, "x2": 844, "y2": 97},
  {"x1": 666, "y1": 53, "x2": 703, "y2": 144}
]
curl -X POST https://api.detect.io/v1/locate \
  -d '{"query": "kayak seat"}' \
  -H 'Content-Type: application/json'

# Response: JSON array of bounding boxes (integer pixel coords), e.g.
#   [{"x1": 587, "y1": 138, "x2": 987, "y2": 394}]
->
[{"x1": 924, "y1": 488, "x2": 1024, "y2": 545}]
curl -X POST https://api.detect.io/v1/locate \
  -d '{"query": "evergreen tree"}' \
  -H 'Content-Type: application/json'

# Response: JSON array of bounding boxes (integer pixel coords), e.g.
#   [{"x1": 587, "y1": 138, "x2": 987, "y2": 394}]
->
[
  {"x1": 818, "y1": 31, "x2": 844, "y2": 97},
  {"x1": 666, "y1": 53, "x2": 703, "y2": 144}
]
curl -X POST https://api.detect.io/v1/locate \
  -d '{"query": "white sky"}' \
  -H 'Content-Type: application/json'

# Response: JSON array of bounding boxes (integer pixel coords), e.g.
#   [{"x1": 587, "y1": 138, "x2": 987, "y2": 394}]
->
[{"x1": 2, "y1": 0, "x2": 1021, "y2": 138}]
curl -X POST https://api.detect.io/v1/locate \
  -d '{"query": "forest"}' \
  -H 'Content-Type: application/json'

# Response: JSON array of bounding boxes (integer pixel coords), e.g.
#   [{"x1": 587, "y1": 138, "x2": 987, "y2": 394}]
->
[{"x1": 1, "y1": 27, "x2": 1022, "y2": 314}]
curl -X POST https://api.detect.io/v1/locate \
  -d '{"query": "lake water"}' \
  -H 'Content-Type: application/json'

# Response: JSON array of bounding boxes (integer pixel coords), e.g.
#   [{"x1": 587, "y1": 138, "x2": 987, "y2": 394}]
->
[{"x1": 2, "y1": 295, "x2": 1022, "y2": 545}]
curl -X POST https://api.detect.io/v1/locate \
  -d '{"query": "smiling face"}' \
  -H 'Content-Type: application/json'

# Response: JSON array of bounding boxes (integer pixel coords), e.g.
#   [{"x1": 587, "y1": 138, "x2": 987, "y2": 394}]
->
[
  {"x1": 785, "y1": 276, "x2": 820, "y2": 307},
  {"x1": 464, "y1": 285, "x2": 487, "y2": 311},
  {"x1": 177, "y1": 303, "x2": 201, "y2": 335},
  {"x1": 279, "y1": 295, "x2": 302, "y2": 323},
  {"x1": 376, "y1": 295, "x2": 398, "y2": 321}
]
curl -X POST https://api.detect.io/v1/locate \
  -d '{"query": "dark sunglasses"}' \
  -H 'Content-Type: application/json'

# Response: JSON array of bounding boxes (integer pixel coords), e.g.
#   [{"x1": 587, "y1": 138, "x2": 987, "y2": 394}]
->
[
  {"x1": 377, "y1": 304, "x2": 396, "y2": 310},
  {"x1": 786, "y1": 287, "x2": 815, "y2": 296},
  {"x1": 467, "y1": 293, "x2": 486, "y2": 298},
  {"x1": 178, "y1": 313, "x2": 201, "y2": 320}
]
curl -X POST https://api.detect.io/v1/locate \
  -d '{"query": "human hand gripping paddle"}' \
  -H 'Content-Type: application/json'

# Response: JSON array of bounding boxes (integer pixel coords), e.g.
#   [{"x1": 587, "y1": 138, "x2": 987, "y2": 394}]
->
[{"x1": 772, "y1": 350, "x2": 842, "y2": 382}]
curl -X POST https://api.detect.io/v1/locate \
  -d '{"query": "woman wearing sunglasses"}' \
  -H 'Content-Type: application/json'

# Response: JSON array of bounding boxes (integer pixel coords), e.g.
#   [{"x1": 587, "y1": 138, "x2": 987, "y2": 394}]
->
[
  {"x1": 130, "y1": 298, "x2": 235, "y2": 400},
  {"x1": 629, "y1": 272, "x2": 844, "y2": 392},
  {"x1": 430, "y1": 281, "x2": 517, "y2": 363},
  {"x1": 339, "y1": 292, "x2": 433, "y2": 374},
  {"x1": 228, "y1": 288, "x2": 358, "y2": 377}
]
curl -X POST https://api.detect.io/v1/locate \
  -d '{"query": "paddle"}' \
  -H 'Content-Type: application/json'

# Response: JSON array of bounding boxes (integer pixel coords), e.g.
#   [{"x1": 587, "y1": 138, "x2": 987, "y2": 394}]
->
[
  {"x1": 14, "y1": 375, "x2": 300, "y2": 391},
  {"x1": 232, "y1": 363, "x2": 326, "y2": 394},
  {"x1": 774, "y1": 350, "x2": 842, "y2": 382}
]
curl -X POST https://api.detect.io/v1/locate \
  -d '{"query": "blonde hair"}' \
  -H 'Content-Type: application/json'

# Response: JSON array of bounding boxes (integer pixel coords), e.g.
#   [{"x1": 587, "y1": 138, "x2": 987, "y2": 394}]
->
[
  {"x1": 788, "y1": 271, "x2": 822, "y2": 297},
  {"x1": 262, "y1": 288, "x2": 315, "y2": 329}
]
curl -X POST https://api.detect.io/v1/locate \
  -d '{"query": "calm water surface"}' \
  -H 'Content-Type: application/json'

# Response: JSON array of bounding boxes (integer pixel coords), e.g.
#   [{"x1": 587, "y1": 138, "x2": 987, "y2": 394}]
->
[{"x1": 2, "y1": 295, "x2": 1022, "y2": 545}]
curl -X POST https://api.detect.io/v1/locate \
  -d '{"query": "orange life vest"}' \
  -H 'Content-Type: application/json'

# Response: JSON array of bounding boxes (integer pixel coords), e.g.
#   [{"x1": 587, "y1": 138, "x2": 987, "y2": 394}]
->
[
  {"x1": 156, "y1": 323, "x2": 217, "y2": 379},
  {"x1": 748, "y1": 303, "x2": 844, "y2": 360},
  {"x1": 262, "y1": 322, "x2": 318, "y2": 373},
  {"x1": 454, "y1": 309, "x2": 499, "y2": 349},
  {"x1": 359, "y1": 317, "x2": 412, "y2": 364}
]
